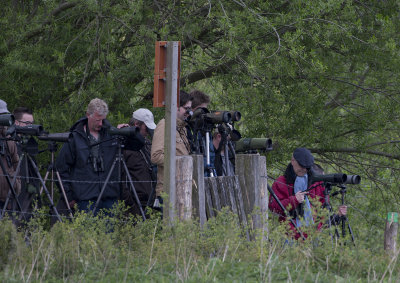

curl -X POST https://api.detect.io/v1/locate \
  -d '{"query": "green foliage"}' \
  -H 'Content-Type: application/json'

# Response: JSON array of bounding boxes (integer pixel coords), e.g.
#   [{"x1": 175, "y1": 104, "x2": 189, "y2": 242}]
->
[
  {"x1": 1, "y1": 2, "x2": 400, "y2": 279},
  {"x1": 0, "y1": 206, "x2": 399, "y2": 282}
]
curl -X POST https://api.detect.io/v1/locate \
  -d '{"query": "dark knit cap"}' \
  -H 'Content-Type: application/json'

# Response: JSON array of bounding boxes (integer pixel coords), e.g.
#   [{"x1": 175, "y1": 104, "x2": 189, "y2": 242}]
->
[{"x1": 293, "y1": 147, "x2": 314, "y2": 168}]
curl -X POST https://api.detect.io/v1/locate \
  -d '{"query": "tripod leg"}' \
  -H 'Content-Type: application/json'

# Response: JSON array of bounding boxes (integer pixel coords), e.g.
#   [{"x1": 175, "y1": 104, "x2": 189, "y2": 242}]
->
[
  {"x1": 121, "y1": 159, "x2": 146, "y2": 220},
  {"x1": 27, "y1": 155, "x2": 62, "y2": 222},
  {"x1": 343, "y1": 217, "x2": 356, "y2": 245},
  {"x1": 0, "y1": 154, "x2": 26, "y2": 220},
  {"x1": 93, "y1": 158, "x2": 118, "y2": 215},
  {"x1": 146, "y1": 179, "x2": 156, "y2": 207},
  {"x1": 39, "y1": 170, "x2": 50, "y2": 195},
  {"x1": 55, "y1": 171, "x2": 74, "y2": 218}
]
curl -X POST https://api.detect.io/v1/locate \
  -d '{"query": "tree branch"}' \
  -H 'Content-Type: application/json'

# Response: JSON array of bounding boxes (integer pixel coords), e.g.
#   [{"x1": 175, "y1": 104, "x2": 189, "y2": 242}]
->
[
  {"x1": 310, "y1": 147, "x2": 400, "y2": 161},
  {"x1": 6, "y1": 2, "x2": 78, "y2": 53}
]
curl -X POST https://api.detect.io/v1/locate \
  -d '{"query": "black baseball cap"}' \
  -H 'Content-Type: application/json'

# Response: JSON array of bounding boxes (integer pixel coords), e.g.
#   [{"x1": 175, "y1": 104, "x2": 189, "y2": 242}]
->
[{"x1": 293, "y1": 147, "x2": 314, "y2": 168}]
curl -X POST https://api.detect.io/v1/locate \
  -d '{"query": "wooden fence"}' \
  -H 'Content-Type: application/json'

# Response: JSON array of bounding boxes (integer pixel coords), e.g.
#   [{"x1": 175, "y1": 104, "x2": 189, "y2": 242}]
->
[{"x1": 169, "y1": 154, "x2": 269, "y2": 235}]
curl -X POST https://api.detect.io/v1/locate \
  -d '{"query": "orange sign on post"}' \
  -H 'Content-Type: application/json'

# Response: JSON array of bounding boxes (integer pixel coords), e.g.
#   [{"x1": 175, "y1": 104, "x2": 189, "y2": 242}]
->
[{"x1": 153, "y1": 41, "x2": 181, "y2": 107}]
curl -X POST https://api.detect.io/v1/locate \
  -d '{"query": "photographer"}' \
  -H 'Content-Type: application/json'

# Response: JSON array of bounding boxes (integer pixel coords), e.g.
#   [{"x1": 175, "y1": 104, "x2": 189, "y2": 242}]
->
[
  {"x1": 268, "y1": 148, "x2": 346, "y2": 240},
  {"x1": 187, "y1": 90, "x2": 216, "y2": 176},
  {"x1": 0, "y1": 100, "x2": 21, "y2": 211},
  {"x1": 56, "y1": 98, "x2": 121, "y2": 215},
  {"x1": 118, "y1": 108, "x2": 156, "y2": 216},
  {"x1": 12, "y1": 106, "x2": 40, "y2": 220},
  {"x1": 151, "y1": 91, "x2": 192, "y2": 205}
]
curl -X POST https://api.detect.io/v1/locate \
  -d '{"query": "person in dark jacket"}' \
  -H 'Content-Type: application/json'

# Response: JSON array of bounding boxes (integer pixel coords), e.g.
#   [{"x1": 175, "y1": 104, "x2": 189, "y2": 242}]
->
[
  {"x1": 56, "y1": 98, "x2": 121, "y2": 215},
  {"x1": 268, "y1": 148, "x2": 346, "y2": 240},
  {"x1": 0, "y1": 100, "x2": 21, "y2": 213},
  {"x1": 118, "y1": 108, "x2": 156, "y2": 216},
  {"x1": 12, "y1": 106, "x2": 40, "y2": 221}
]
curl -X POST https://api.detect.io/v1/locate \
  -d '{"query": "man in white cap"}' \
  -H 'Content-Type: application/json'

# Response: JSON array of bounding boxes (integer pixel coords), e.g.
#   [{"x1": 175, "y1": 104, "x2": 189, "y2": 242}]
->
[{"x1": 119, "y1": 108, "x2": 157, "y2": 216}]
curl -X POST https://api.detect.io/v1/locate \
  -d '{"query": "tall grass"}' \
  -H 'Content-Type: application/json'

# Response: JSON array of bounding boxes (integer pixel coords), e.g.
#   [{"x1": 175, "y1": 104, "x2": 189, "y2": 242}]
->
[{"x1": 0, "y1": 205, "x2": 398, "y2": 282}]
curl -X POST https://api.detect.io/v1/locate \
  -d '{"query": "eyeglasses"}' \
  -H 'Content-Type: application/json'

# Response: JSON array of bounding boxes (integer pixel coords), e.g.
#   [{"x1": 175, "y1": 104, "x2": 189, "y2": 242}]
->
[
  {"x1": 181, "y1": 106, "x2": 192, "y2": 112},
  {"x1": 18, "y1": 120, "x2": 34, "y2": 125}
]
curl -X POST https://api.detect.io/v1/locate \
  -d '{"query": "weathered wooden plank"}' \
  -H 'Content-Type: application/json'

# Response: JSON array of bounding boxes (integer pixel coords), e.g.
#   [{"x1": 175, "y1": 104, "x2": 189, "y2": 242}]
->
[
  {"x1": 216, "y1": 176, "x2": 229, "y2": 208},
  {"x1": 226, "y1": 176, "x2": 238, "y2": 215},
  {"x1": 175, "y1": 156, "x2": 193, "y2": 221},
  {"x1": 192, "y1": 155, "x2": 206, "y2": 227},
  {"x1": 233, "y1": 175, "x2": 250, "y2": 240},
  {"x1": 208, "y1": 177, "x2": 221, "y2": 211},
  {"x1": 204, "y1": 177, "x2": 215, "y2": 218},
  {"x1": 384, "y1": 212, "x2": 398, "y2": 255},
  {"x1": 236, "y1": 154, "x2": 269, "y2": 230}
]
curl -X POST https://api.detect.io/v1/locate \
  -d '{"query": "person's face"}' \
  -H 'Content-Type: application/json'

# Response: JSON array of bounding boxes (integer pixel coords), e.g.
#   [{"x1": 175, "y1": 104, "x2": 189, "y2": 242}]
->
[
  {"x1": 213, "y1": 133, "x2": 222, "y2": 148},
  {"x1": 15, "y1": 113, "x2": 34, "y2": 127},
  {"x1": 87, "y1": 111, "x2": 106, "y2": 134},
  {"x1": 135, "y1": 121, "x2": 149, "y2": 137},
  {"x1": 291, "y1": 157, "x2": 308, "y2": 177},
  {"x1": 177, "y1": 101, "x2": 192, "y2": 121}
]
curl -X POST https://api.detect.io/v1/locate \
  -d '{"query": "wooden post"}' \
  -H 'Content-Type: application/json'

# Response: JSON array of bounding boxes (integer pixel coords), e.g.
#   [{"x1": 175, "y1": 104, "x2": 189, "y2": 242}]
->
[
  {"x1": 192, "y1": 155, "x2": 206, "y2": 227},
  {"x1": 384, "y1": 212, "x2": 398, "y2": 255},
  {"x1": 163, "y1": 41, "x2": 180, "y2": 223},
  {"x1": 235, "y1": 154, "x2": 269, "y2": 230},
  {"x1": 176, "y1": 156, "x2": 193, "y2": 221}
]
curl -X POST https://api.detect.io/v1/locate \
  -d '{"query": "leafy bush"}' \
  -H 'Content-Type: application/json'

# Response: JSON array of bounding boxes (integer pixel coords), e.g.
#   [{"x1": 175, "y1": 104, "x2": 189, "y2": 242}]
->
[{"x1": 0, "y1": 205, "x2": 398, "y2": 282}]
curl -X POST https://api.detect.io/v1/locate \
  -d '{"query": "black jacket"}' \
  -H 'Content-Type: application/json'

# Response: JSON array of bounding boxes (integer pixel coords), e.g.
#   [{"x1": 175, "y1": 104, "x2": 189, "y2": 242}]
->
[
  {"x1": 56, "y1": 117, "x2": 120, "y2": 202},
  {"x1": 122, "y1": 140, "x2": 155, "y2": 210}
]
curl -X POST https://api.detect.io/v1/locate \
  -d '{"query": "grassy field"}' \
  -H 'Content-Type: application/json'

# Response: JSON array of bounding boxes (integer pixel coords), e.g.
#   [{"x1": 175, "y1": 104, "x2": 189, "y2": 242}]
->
[{"x1": 0, "y1": 206, "x2": 398, "y2": 282}]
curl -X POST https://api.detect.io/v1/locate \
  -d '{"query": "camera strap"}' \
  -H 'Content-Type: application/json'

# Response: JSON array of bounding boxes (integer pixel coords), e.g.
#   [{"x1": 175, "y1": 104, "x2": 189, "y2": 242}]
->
[{"x1": 85, "y1": 122, "x2": 104, "y2": 172}]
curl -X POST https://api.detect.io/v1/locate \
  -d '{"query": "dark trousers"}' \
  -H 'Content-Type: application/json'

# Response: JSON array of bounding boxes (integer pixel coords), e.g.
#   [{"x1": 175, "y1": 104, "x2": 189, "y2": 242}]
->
[{"x1": 77, "y1": 198, "x2": 117, "y2": 216}]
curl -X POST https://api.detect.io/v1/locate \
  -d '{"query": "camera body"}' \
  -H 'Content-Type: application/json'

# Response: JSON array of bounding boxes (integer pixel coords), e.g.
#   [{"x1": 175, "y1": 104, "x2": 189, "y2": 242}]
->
[{"x1": 0, "y1": 114, "x2": 15, "y2": 127}]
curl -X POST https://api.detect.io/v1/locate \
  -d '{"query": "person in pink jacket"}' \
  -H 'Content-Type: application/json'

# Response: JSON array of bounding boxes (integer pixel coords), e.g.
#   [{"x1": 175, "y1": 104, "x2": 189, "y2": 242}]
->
[{"x1": 269, "y1": 148, "x2": 346, "y2": 240}]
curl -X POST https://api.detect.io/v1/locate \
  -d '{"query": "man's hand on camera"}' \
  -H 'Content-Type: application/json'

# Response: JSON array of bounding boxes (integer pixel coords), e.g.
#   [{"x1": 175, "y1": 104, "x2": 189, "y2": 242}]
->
[
  {"x1": 295, "y1": 191, "x2": 307, "y2": 203},
  {"x1": 338, "y1": 205, "x2": 347, "y2": 216},
  {"x1": 117, "y1": 123, "x2": 129, "y2": 129}
]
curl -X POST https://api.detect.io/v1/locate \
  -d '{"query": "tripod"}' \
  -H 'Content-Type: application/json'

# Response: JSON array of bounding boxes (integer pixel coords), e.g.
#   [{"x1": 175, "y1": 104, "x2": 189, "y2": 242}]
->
[
  {"x1": 193, "y1": 128, "x2": 216, "y2": 177},
  {"x1": 2, "y1": 136, "x2": 62, "y2": 222},
  {"x1": 267, "y1": 184, "x2": 306, "y2": 240},
  {"x1": 219, "y1": 129, "x2": 236, "y2": 177},
  {"x1": 322, "y1": 183, "x2": 340, "y2": 243},
  {"x1": 93, "y1": 137, "x2": 146, "y2": 220},
  {"x1": 332, "y1": 184, "x2": 355, "y2": 244},
  {"x1": 38, "y1": 141, "x2": 73, "y2": 218},
  {"x1": 0, "y1": 139, "x2": 26, "y2": 220}
]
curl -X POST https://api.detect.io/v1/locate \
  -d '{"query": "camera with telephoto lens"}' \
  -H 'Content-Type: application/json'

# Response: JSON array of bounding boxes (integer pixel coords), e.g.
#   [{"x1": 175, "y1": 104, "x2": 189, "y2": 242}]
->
[
  {"x1": 37, "y1": 132, "x2": 72, "y2": 143},
  {"x1": 308, "y1": 167, "x2": 361, "y2": 185},
  {"x1": 234, "y1": 138, "x2": 273, "y2": 153},
  {"x1": 189, "y1": 107, "x2": 241, "y2": 132},
  {"x1": 308, "y1": 167, "x2": 347, "y2": 184},
  {"x1": 0, "y1": 114, "x2": 15, "y2": 127},
  {"x1": 7, "y1": 124, "x2": 45, "y2": 137},
  {"x1": 344, "y1": 174, "x2": 361, "y2": 184},
  {"x1": 108, "y1": 126, "x2": 141, "y2": 138},
  {"x1": 228, "y1": 111, "x2": 241, "y2": 122},
  {"x1": 217, "y1": 124, "x2": 242, "y2": 142},
  {"x1": 108, "y1": 126, "x2": 145, "y2": 151}
]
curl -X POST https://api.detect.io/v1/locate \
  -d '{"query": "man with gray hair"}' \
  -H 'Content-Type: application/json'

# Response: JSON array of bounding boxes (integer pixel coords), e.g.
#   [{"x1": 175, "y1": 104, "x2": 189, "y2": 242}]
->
[{"x1": 56, "y1": 98, "x2": 120, "y2": 215}]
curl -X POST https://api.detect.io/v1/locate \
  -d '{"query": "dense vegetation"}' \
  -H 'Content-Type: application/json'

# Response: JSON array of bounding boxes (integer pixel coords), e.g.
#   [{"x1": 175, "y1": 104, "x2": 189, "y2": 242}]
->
[
  {"x1": 1, "y1": 0, "x2": 400, "y2": 281},
  {"x1": 0, "y1": 207, "x2": 399, "y2": 282}
]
